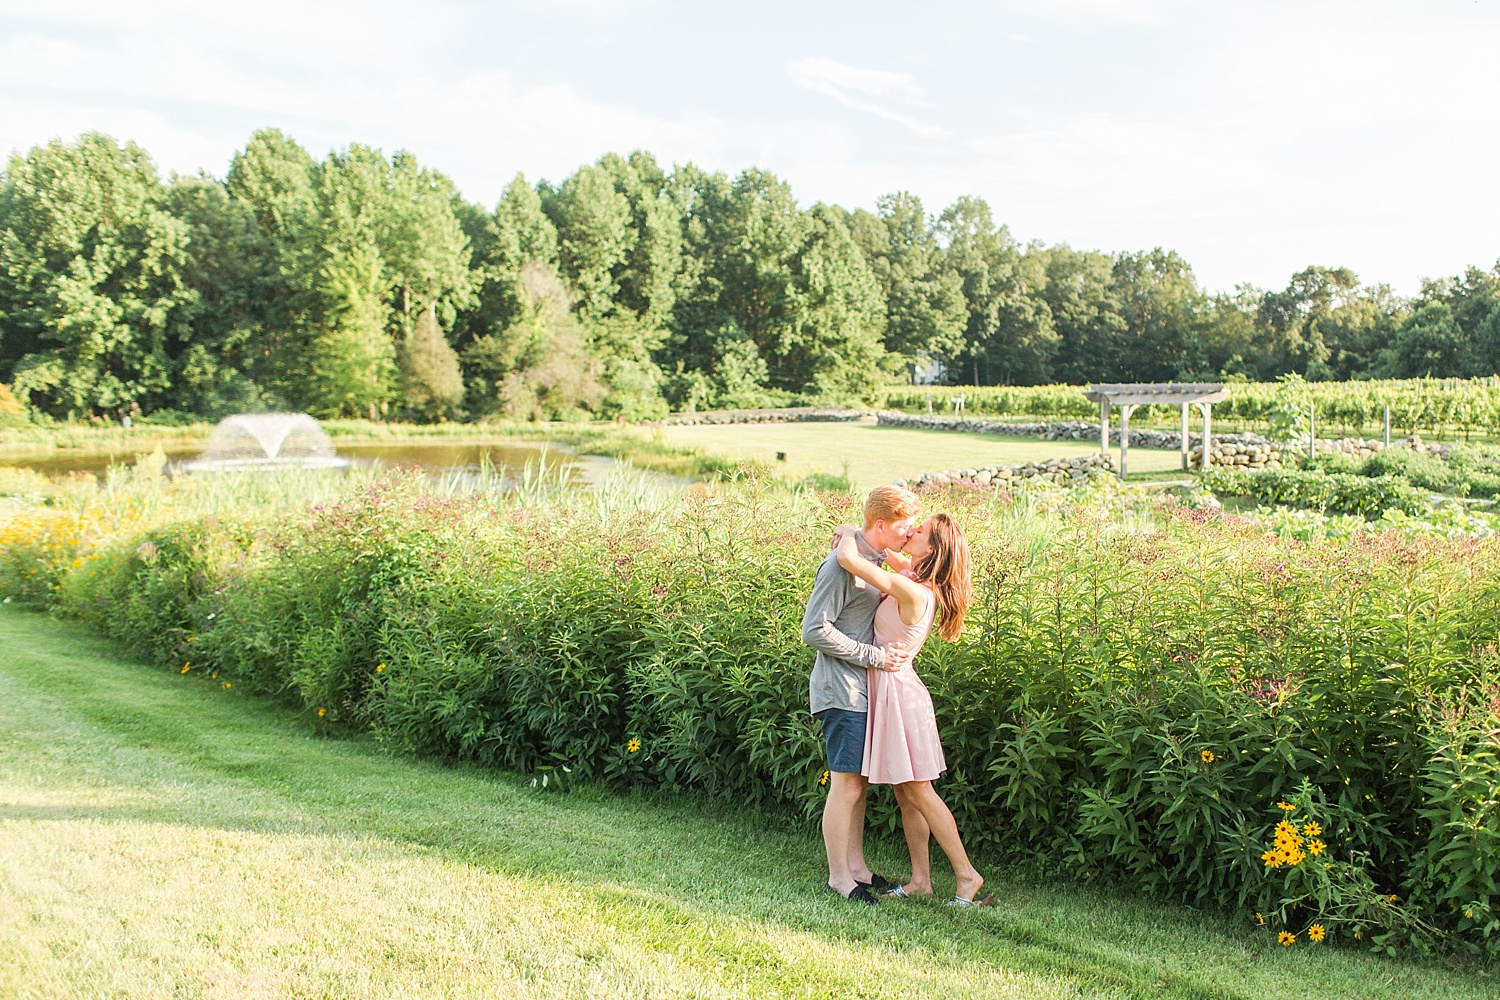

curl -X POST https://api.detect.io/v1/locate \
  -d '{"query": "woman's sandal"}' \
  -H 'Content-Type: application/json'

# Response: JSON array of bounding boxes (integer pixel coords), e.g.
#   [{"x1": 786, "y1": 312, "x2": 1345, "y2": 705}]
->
[
  {"x1": 858, "y1": 873, "x2": 898, "y2": 892},
  {"x1": 884, "y1": 885, "x2": 910, "y2": 899},
  {"x1": 948, "y1": 892, "x2": 994, "y2": 908}
]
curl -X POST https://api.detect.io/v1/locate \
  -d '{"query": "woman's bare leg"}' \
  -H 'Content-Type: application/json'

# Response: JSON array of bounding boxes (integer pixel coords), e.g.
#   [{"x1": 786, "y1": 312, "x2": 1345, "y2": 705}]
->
[
  {"x1": 892, "y1": 782, "x2": 933, "y2": 894},
  {"x1": 895, "y1": 780, "x2": 984, "y2": 901}
]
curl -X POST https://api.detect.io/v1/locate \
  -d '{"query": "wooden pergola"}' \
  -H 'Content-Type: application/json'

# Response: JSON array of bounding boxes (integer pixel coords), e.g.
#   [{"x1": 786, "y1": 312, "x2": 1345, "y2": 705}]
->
[{"x1": 1084, "y1": 383, "x2": 1229, "y2": 479}]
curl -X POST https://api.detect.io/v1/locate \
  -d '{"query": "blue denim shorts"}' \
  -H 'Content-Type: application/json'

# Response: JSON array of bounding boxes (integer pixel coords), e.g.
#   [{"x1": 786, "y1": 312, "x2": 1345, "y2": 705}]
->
[{"x1": 815, "y1": 708, "x2": 867, "y2": 773}]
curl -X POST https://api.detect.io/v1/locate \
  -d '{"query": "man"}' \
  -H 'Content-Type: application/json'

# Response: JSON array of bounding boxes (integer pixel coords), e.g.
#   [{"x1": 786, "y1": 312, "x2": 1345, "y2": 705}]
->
[{"x1": 802, "y1": 484, "x2": 922, "y2": 904}]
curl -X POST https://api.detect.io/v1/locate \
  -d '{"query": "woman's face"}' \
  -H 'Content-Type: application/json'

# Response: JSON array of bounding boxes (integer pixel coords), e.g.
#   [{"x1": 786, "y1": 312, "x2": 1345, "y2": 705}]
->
[{"x1": 904, "y1": 517, "x2": 935, "y2": 561}]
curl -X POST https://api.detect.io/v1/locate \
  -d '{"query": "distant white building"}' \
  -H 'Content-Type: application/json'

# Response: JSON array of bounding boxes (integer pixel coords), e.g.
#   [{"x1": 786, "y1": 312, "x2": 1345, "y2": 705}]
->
[{"x1": 910, "y1": 354, "x2": 946, "y2": 385}]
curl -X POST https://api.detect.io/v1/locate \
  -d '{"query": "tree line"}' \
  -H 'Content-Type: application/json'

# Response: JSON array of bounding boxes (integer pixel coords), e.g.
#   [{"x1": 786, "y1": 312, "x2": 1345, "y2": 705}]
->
[{"x1": 1, "y1": 130, "x2": 1497, "y2": 423}]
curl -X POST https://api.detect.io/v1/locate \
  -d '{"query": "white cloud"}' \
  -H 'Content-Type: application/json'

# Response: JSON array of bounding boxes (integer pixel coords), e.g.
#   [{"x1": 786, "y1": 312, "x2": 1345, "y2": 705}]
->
[
  {"x1": 787, "y1": 58, "x2": 946, "y2": 140},
  {"x1": 1, "y1": 1, "x2": 1498, "y2": 293}
]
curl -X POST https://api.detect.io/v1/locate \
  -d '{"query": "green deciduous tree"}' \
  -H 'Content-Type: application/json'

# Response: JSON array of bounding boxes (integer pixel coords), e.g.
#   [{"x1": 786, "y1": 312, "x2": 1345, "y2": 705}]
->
[
  {"x1": 461, "y1": 264, "x2": 604, "y2": 421},
  {"x1": 851, "y1": 192, "x2": 966, "y2": 374},
  {"x1": 938, "y1": 196, "x2": 1055, "y2": 385},
  {"x1": 0, "y1": 133, "x2": 197, "y2": 416}
]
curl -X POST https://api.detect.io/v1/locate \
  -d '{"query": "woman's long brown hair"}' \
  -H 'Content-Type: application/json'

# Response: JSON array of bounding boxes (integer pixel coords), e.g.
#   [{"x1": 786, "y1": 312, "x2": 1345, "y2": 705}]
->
[{"x1": 911, "y1": 513, "x2": 972, "y2": 642}]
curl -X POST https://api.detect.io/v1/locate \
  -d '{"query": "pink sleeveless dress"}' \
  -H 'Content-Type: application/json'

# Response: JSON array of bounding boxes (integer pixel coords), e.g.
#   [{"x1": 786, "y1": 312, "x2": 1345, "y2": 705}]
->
[{"x1": 862, "y1": 575, "x2": 946, "y2": 785}]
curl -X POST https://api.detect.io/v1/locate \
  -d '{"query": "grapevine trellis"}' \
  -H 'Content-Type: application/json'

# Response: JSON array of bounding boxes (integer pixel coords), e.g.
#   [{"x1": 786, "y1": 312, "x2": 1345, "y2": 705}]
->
[{"x1": 884, "y1": 375, "x2": 1500, "y2": 440}]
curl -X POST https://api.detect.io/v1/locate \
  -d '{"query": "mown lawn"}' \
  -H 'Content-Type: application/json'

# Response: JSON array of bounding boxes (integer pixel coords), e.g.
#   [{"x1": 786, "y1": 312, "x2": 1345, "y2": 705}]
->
[
  {"x1": 0, "y1": 607, "x2": 1492, "y2": 999},
  {"x1": 654, "y1": 421, "x2": 1190, "y2": 490}
]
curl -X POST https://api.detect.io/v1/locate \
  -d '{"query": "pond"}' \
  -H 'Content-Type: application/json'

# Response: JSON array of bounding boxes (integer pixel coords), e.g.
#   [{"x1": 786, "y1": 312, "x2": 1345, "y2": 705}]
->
[{"x1": 0, "y1": 440, "x2": 603, "y2": 484}]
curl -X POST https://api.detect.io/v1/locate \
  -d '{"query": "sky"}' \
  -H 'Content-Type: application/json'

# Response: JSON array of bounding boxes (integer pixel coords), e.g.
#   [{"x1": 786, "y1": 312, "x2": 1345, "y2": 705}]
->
[{"x1": 1, "y1": 0, "x2": 1497, "y2": 295}]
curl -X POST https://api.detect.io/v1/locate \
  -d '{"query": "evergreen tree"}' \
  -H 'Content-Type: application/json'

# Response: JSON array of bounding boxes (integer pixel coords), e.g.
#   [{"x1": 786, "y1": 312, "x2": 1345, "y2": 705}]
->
[
  {"x1": 306, "y1": 248, "x2": 395, "y2": 418},
  {"x1": 399, "y1": 302, "x2": 464, "y2": 420}
]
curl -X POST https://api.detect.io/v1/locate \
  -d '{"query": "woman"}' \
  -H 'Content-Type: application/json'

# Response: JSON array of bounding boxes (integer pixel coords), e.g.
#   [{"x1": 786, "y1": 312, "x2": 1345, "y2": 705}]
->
[{"x1": 832, "y1": 514, "x2": 991, "y2": 906}]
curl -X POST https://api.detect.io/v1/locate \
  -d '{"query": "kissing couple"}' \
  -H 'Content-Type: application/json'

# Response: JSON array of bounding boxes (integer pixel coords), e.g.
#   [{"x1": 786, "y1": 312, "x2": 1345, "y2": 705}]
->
[{"x1": 802, "y1": 484, "x2": 991, "y2": 907}]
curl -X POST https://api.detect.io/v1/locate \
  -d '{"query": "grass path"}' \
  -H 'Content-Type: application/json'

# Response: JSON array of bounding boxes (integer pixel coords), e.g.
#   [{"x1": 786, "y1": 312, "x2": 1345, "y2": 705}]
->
[
  {"x1": 653, "y1": 421, "x2": 1189, "y2": 490},
  {"x1": 0, "y1": 607, "x2": 1492, "y2": 999}
]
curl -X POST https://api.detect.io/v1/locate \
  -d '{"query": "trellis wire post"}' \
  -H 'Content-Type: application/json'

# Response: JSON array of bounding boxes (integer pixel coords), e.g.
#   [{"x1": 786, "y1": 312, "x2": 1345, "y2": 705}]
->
[{"x1": 1384, "y1": 405, "x2": 1391, "y2": 447}]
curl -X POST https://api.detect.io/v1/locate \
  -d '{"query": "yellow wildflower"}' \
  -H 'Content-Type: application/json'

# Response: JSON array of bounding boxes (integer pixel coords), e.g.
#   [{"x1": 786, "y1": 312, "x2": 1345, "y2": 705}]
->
[
  {"x1": 222, "y1": 682, "x2": 231, "y2": 689},
  {"x1": 1200, "y1": 750, "x2": 1215, "y2": 763},
  {"x1": 1254, "y1": 912, "x2": 1265, "y2": 925},
  {"x1": 1308, "y1": 924, "x2": 1325, "y2": 942},
  {"x1": 1353, "y1": 930, "x2": 1362, "y2": 940},
  {"x1": 317, "y1": 708, "x2": 326, "y2": 717},
  {"x1": 1308, "y1": 839, "x2": 1325, "y2": 856},
  {"x1": 627, "y1": 738, "x2": 641, "y2": 753},
  {"x1": 376, "y1": 663, "x2": 385, "y2": 673},
  {"x1": 180, "y1": 663, "x2": 190, "y2": 674},
  {"x1": 819, "y1": 770, "x2": 830, "y2": 786},
  {"x1": 1465, "y1": 909, "x2": 1473, "y2": 919},
  {"x1": 1386, "y1": 894, "x2": 1399, "y2": 902},
  {"x1": 1276, "y1": 801, "x2": 1295, "y2": 811},
  {"x1": 1302, "y1": 822, "x2": 1321, "y2": 837},
  {"x1": 1278, "y1": 931, "x2": 1295, "y2": 946}
]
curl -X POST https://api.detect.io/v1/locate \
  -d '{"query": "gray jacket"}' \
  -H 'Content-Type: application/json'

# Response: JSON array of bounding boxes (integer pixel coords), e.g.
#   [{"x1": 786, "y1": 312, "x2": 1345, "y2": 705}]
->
[{"x1": 803, "y1": 531, "x2": 887, "y2": 714}]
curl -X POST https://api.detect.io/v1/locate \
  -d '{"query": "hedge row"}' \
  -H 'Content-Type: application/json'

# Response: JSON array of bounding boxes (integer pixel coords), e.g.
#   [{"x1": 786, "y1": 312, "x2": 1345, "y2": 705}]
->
[
  {"x1": 1201, "y1": 468, "x2": 1430, "y2": 517},
  {"x1": 4, "y1": 479, "x2": 1500, "y2": 955}
]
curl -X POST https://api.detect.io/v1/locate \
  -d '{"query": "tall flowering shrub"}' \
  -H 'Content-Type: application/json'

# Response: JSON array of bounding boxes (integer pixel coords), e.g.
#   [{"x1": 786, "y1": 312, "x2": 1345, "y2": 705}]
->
[{"x1": 3, "y1": 474, "x2": 1499, "y2": 955}]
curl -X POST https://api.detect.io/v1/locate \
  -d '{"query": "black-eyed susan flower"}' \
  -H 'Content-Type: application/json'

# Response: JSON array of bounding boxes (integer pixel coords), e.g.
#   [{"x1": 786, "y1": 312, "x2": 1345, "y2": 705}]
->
[
  {"x1": 627, "y1": 738, "x2": 641, "y2": 753},
  {"x1": 1276, "y1": 801, "x2": 1296, "y2": 811},
  {"x1": 1254, "y1": 912, "x2": 1265, "y2": 925},
  {"x1": 1302, "y1": 822, "x2": 1321, "y2": 837},
  {"x1": 376, "y1": 663, "x2": 385, "y2": 673},
  {"x1": 1308, "y1": 839, "x2": 1325, "y2": 856},
  {"x1": 317, "y1": 708, "x2": 326, "y2": 717},
  {"x1": 1308, "y1": 923, "x2": 1325, "y2": 942},
  {"x1": 1201, "y1": 750, "x2": 1215, "y2": 763},
  {"x1": 222, "y1": 682, "x2": 231, "y2": 689},
  {"x1": 1278, "y1": 931, "x2": 1295, "y2": 946},
  {"x1": 819, "y1": 770, "x2": 830, "y2": 786},
  {"x1": 181, "y1": 663, "x2": 190, "y2": 674},
  {"x1": 211, "y1": 672, "x2": 217, "y2": 679}
]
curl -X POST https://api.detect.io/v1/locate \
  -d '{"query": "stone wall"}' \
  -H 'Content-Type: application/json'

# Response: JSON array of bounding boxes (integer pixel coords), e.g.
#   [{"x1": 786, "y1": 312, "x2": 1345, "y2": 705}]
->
[
  {"x1": 1193, "y1": 442, "x2": 1283, "y2": 470},
  {"x1": 899, "y1": 452, "x2": 1115, "y2": 491},
  {"x1": 1304, "y1": 435, "x2": 1451, "y2": 460},
  {"x1": 652, "y1": 407, "x2": 864, "y2": 426}
]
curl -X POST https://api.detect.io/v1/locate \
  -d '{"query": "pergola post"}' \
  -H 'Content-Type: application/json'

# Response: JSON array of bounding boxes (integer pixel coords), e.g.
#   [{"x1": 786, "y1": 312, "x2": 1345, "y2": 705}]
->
[
  {"x1": 1196, "y1": 402, "x2": 1213, "y2": 472},
  {"x1": 1099, "y1": 399, "x2": 1109, "y2": 453},
  {"x1": 1180, "y1": 403, "x2": 1190, "y2": 471},
  {"x1": 1118, "y1": 404, "x2": 1137, "y2": 480}
]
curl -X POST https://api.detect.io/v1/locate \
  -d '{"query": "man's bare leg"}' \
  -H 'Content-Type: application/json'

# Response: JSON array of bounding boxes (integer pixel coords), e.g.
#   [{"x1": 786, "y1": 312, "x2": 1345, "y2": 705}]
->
[
  {"x1": 822, "y1": 771, "x2": 868, "y2": 896},
  {"x1": 892, "y1": 782, "x2": 933, "y2": 894},
  {"x1": 848, "y1": 780, "x2": 873, "y2": 884}
]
